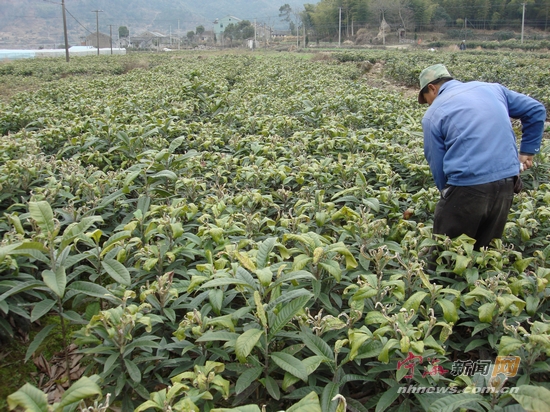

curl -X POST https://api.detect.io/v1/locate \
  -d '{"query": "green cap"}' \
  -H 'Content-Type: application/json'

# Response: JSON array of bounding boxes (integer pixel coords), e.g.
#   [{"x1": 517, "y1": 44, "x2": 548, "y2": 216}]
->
[{"x1": 418, "y1": 63, "x2": 452, "y2": 104}]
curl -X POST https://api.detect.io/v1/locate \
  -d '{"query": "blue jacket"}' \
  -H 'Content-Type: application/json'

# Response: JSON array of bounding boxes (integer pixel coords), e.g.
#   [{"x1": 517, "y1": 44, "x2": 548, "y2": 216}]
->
[{"x1": 422, "y1": 80, "x2": 546, "y2": 191}]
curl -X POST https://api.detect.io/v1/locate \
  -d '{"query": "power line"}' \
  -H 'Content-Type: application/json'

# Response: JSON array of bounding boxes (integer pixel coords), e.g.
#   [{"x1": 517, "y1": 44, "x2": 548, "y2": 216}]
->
[{"x1": 65, "y1": 8, "x2": 94, "y2": 34}]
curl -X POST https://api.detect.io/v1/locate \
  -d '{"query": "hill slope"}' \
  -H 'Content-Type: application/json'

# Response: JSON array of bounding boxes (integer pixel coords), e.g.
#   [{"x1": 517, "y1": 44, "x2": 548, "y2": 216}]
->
[{"x1": 0, "y1": 0, "x2": 310, "y2": 49}]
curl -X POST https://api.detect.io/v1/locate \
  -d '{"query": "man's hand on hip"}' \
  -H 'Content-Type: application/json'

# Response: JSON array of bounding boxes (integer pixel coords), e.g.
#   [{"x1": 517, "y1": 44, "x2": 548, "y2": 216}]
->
[{"x1": 519, "y1": 154, "x2": 534, "y2": 172}]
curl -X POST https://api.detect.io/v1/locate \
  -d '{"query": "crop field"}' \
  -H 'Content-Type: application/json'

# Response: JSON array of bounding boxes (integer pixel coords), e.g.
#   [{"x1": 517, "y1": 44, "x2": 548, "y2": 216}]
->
[{"x1": 1, "y1": 50, "x2": 550, "y2": 412}]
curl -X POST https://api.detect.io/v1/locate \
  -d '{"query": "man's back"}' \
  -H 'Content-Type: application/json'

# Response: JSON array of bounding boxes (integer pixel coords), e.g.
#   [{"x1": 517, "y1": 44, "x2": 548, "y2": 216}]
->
[{"x1": 422, "y1": 80, "x2": 522, "y2": 189}]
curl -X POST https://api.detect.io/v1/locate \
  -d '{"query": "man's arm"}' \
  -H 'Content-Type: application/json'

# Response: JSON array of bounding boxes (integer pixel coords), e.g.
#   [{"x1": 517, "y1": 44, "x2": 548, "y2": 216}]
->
[
  {"x1": 504, "y1": 86, "x2": 546, "y2": 158},
  {"x1": 422, "y1": 117, "x2": 447, "y2": 191}
]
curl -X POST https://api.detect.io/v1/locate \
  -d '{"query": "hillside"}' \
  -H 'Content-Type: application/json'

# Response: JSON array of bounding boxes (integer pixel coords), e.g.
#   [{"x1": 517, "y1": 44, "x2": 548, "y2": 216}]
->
[{"x1": 0, "y1": 0, "x2": 311, "y2": 49}]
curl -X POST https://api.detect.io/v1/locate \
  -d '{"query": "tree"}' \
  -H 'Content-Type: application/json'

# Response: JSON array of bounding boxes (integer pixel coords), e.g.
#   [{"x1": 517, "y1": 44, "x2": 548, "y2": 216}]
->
[
  {"x1": 280, "y1": 3, "x2": 295, "y2": 33},
  {"x1": 279, "y1": 3, "x2": 292, "y2": 22},
  {"x1": 223, "y1": 20, "x2": 255, "y2": 43},
  {"x1": 119, "y1": 26, "x2": 129, "y2": 38},
  {"x1": 196, "y1": 25, "x2": 205, "y2": 36},
  {"x1": 187, "y1": 31, "x2": 195, "y2": 42},
  {"x1": 239, "y1": 21, "x2": 255, "y2": 39}
]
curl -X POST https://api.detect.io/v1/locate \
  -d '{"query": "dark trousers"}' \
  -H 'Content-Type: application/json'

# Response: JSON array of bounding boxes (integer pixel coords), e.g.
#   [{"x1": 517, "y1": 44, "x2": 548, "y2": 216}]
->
[{"x1": 434, "y1": 178, "x2": 515, "y2": 250}]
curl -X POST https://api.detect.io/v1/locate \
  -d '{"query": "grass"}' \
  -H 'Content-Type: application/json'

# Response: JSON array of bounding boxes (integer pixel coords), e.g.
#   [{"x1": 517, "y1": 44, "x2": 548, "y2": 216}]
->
[
  {"x1": 0, "y1": 335, "x2": 39, "y2": 408},
  {"x1": 0, "y1": 75, "x2": 42, "y2": 103},
  {"x1": 0, "y1": 315, "x2": 79, "y2": 407}
]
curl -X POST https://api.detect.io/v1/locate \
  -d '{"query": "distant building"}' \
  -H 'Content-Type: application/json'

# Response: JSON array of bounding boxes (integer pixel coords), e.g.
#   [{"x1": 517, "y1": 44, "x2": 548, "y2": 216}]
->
[
  {"x1": 272, "y1": 30, "x2": 291, "y2": 39},
  {"x1": 253, "y1": 23, "x2": 272, "y2": 41},
  {"x1": 213, "y1": 16, "x2": 242, "y2": 43},
  {"x1": 197, "y1": 30, "x2": 215, "y2": 43},
  {"x1": 85, "y1": 32, "x2": 111, "y2": 48},
  {"x1": 131, "y1": 31, "x2": 170, "y2": 49}
]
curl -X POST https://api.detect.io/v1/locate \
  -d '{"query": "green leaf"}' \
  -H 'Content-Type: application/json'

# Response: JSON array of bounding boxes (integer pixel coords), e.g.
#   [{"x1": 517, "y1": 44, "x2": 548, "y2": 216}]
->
[
  {"x1": 375, "y1": 385, "x2": 401, "y2": 412},
  {"x1": 464, "y1": 339, "x2": 490, "y2": 353},
  {"x1": 300, "y1": 330, "x2": 334, "y2": 360},
  {"x1": 235, "y1": 366, "x2": 263, "y2": 395},
  {"x1": 15, "y1": 242, "x2": 48, "y2": 254},
  {"x1": 327, "y1": 244, "x2": 358, "y2": 269},
  {"x1": 68, "y1": 281, "x2": 117, "y2": 303},
  {"x1": 100, "y1": 230, "x2": 132, "y2": 254},
  {"x1": 0, "y1": 280, "x2": 43, "y2": 303},
  {"x1": 378, "y1": 338, "x2": 399, "y2": 363},
  {"x1": 136, "y1": 400, "x2": 164, "y2": 412},
  {"x1": 285, "y1": 391, "x2": 322, "y2": 412},
  {"x1": 124, "y1": 170, "x2": 142, "y2": 188},
  {"x1": 282, "y1": 372, "x2": 301, "y2": 392},
  {"x1": 403, "y1": 291, "x2": 428, "y2": 312},
  {"x1": 265, "y1": 289, "x2": 313, "y2": 313},
  {"x1": 319, "y1": 261, "x2": 343, "y2": 282},
  {"x1": 42, "y1": 267, "x2": 66, "y2": 298},
  {"x1": 512, "y1": 385, "x2": 550, "y2": 412},
  {"x1": 57, "y1": 375, "x2": 102, "y2": 409},
  {"x1": 320, "y1": 382, "x2": 340, "y2": 412},
  {"x1": 427, "y1": 393, "x2": 488, "y2": 412},
  {"x1": 0, "y1": 242, "x2": 23, "y2": 260},
  {"x1": 25, "y1": 324, "x2": 57, "y2": 362},
  {"x1": 464, "y1": 287, "x2": 494, "y2": 306},
  {"x1": 211, "y1": 406, "x2": 261, "y2": 412},
  {"x1": 346, "y1": 398, "x2": 370, "y2": 412},
  {"x1": 101, "y1": 258, "x2": 131, "y2": 286},
  {"x1": 526, "y1": 296, "x2": 540, "y2": 316},
  {"x1": 31, "y1": 299, "x2": 56, "y2": 322},
  {"x1": 268, "y1": 294, "x2": 311, "y2": 338},
  {"x1": 168, "y1": 136, "x2": 187, "y2": 153},
  {"x1": 264, "y1": 375, "x2": 280, "y2": 400},
  {"x1": 124, "y1": 359, "x2": 141, "y2": 383},
  {"x1": 235, "y1": 328, "x2": 264, "y2": 363},
  {"x1": 29, "y1": 201, "x2": 55, "y2": 236},
  {"x1": 123, "y1": 336, "x2": 161, "y2": 357},
  {"x1": 7, "y1": 383, "x2": 49, "y2": 412},
  {"x1": 196, "y1": 331, "x2": 240, "y2": 342},
  {"x1": 499, "y1": 336, "x2": 524, "y2": 356},
  {"x1": 151, "y1": 170, "x2": 178, "y2": 180},
  {"x1": 436, "y1": 298, "x2": 458, "y2": 324},
  {"x1": 349, "y1": 329, "x2": 372, "y2": 361},
  {"x1": 478, "y1": 302, "x2": 497, "y2": 323},
  {"x1": 513, "y1": 257, "x2": 534, "y2": 274},
  {"x1": 265, "y1": 270, "x2": 316, "y2": 293},
  {"x1": 452, "y1": 254, "x2": 472, "y2": 275},
  {"x1": 256, "y1": 237, "x2": 276, "y2": 269},
  {"x1": 209, "y1": 289, "x2": 224, "y2": 314},
  {"x1": 255, "y1": 267, "x2": 273, "y2": 287},
  {"x1": 60, "y1": 216, "x2": 104, "y2": 251},
  {"x1": 303, "y1": 356, "x2": 325, "y2": 375},
  {"x1": 270, "y1": 352, "x2": 309, "y2": 381},
  {"x1": 200, "y1": 278, "x2": 254, "y2": 290}
]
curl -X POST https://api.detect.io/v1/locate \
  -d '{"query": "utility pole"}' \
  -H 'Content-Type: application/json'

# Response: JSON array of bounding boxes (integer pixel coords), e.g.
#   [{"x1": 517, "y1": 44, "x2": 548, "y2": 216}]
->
[
  {"x1": 382, "y1": 12, "x2": 386, "y2": 45},
  {"x1": 338, "y1": 7, "x2": 342, "y2": 47},
  {"x1": 254, "y1": 18, "x2": 257, "y2": 50},
  {"x1": 61, "y1": 0, "x2": 69, "y2": 62},
  {"x1": 92, "y1": 10, "x2": 103, "y2": 55},
  {"x1": 296, "y1": 16, "x2": 299, "y2": 48},
  {"x1": 108, "y1": 25, "x2": 114, "y2": 54},
  {"x1": 178, "y1": 20, "x2": 180, "y2": 50},
  {"x1": 521, "y1": 3, "x2": 526, "y2": 43},
  {"x1": 303, "y1": 20, "x2": 306, "y2": 48}
]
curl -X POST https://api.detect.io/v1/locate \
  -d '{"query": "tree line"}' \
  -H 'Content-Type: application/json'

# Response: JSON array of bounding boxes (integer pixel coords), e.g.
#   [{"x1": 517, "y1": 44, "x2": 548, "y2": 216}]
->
[{"x1": 281, "y1": 0, "x2": 550, "y2": 40}]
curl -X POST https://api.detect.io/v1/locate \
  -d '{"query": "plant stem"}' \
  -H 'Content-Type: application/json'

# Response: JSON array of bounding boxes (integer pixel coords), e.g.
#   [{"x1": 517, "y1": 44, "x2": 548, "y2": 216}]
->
[{"x1": 57, "y1": 298, "x2": 72, "y2": 386}]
